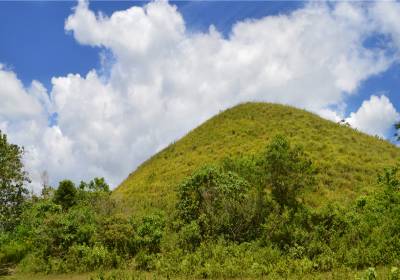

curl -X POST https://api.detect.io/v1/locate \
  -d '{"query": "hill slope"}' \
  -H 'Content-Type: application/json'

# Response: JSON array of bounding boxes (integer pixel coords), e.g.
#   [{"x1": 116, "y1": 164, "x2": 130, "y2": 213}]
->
[{"x1": 114, "y1": 103, "x2": 400, "y2": 214}]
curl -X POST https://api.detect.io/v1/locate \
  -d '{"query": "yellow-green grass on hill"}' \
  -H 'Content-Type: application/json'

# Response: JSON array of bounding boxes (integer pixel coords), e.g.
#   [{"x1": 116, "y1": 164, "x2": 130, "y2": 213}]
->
[{"x1": 114, "y1": 102, "x2": 400, "y2": 215}]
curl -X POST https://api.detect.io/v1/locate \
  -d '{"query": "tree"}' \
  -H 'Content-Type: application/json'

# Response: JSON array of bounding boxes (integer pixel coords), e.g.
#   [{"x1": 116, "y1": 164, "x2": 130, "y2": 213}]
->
[
  {"x1": 176, "y1": 166, "x2": 259, "y2": 242},
  {"x1": 53, "y1": 180, "x2": 77, "y2": 210},
  {"x1": 0, "y1": 130, "x2": 29, "y2": 231},
  {"x1": 264, "y1": 135, "x2": 315, "y2": 209},
  {"x1": 79, "y1": 177, "x2": 110, "y2": 193},
  {"x1": 395, "y1": 122, "x2": 400, "y2": 141},
  {"x1": 40, "y1": 170, "x2": 54, "y2": 199}
]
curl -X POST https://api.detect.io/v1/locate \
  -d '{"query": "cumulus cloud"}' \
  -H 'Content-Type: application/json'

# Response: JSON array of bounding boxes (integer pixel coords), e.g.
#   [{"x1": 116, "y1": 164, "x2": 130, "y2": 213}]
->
[
  {"x1": 371, "y1": 1, "x2": 400, "y2": 52},
  {"x1": 346, "y1": 95, "x2": 399, "y2": 137},
  {"x1": 2, "y1": 0, "x2": 400, "y2": 191},
  {"x1": 0, "y1": 65, "x2": 44, "y2": 120}
]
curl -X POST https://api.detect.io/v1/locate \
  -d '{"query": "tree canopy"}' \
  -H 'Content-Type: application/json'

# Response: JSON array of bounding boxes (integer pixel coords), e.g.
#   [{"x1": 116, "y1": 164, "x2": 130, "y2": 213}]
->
[
  {"x1": 264, "y1": 135, "x2": 315, "y2": 209},
  {"x1": 0, "y1": 130, "x2": 29, "y2": 231},
  {"x1": 53, "y1": 180, "x2": 77, "y2": 210}
]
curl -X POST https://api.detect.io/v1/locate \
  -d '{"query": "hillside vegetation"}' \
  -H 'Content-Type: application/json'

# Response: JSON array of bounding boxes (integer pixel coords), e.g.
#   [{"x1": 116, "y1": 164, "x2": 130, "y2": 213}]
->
[
  {"x1": 115, "y1": 102, "x2": 400, "y2": 214},
  {"x1": 3, "y1": 103, "x2": 400, "y2": 279}
]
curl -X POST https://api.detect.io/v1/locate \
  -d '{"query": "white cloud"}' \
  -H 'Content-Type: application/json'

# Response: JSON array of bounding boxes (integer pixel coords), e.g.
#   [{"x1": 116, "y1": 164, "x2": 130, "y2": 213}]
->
[
  {"x1": 346, "y1": 95, "x2": 399, "y2": 137},
  {"x1": 2, "y1": 1, "x2": 400, "y2": 191},
  {"x1": 370, "y1": 1, "x2": 400, "y2": 52},
  {"x1": 0, "y1": 65, "x2": 44, "y2": 120}
]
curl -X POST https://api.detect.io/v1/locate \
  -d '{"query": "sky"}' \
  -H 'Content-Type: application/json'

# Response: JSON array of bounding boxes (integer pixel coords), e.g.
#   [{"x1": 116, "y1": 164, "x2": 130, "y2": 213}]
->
[{"x1": 0, "y1": 0, "x2": 400, "y2": 191}]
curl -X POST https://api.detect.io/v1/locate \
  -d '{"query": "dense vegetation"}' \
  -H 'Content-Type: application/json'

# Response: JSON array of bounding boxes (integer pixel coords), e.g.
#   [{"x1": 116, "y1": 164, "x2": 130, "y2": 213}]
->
[
  {"x1": 2, "y1": 103, "x2": 400, "y2": 279},
  {"x1": 0, "y1": 177, "x2": 166, "y2": 275}
]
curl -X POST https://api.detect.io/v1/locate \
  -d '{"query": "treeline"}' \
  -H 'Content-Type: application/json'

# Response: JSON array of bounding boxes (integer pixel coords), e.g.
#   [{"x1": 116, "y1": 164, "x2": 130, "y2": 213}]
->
[{"x1": 1, "y1": 131, "x2": 400, "y2": 278}]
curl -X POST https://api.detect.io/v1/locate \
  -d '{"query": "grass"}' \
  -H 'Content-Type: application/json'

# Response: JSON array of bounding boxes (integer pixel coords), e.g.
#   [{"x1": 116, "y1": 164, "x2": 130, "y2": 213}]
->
[
  {"x1": 2, "y1": 266, "x2": 396, "y2": 279},
  {"x1": 0, "y1": 270, "x2": 155, "y2": 280},
  {"x1": 113, "y1": 102, "x2": 400, "y2": 215}
]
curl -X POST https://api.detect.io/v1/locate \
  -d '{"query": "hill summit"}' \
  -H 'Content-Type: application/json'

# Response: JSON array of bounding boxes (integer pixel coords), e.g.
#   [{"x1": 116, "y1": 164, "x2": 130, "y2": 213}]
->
[{"x1": 114, "y1": 102, "x2": 400, "y2": 214}]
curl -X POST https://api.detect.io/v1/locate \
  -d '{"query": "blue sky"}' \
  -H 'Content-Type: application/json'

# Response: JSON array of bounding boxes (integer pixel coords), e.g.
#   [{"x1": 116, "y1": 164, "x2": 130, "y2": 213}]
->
[
  {"x1": 0, "y1": 1, "x2": 303, "y2": 88},
  {"x1": 1, "y1": 1, "x2": 398, "y2": 115},
  {"x1": 1, "y1": 0, "x2": 400, "y2": 190}
]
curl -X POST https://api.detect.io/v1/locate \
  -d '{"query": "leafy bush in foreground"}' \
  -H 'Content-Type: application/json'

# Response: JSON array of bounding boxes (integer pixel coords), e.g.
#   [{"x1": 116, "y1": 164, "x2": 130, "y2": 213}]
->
[{"x1": 176, "y1": 165, "x2": 261, "y2": 244}]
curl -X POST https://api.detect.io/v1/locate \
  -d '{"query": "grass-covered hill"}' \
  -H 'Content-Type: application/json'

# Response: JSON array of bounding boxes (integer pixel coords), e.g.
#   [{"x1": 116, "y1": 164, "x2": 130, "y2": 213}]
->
[
  {"x1": 3, "y1": 102, "x2": 400, "y2": 279},
  {"x1": 114, "y1": 102, "x2": 400, "y2": 214}
]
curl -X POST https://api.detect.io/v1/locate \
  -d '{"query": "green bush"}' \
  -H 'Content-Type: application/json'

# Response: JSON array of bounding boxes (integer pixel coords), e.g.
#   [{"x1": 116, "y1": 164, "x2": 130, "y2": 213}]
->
[
  {"x1": 100, "y1": 214, "x2": 136, "y2": 255},
  {"x1": 178, "y1": 221, "x2": 202, "y2": 251},
  {"x1": 136, "y1": 213, "x2": 165, "y2": 254},
  {"x1": 0, "y1": 239, "x2": 28, "y2": 264},
  {"x1": 390, "y1": 267, "x2": 400, "y2": 280},
  {"x1": 135, "y1": 251, "x2": 156, "y2": 271},
  {"x1": 362, "y1": 267, "x2": 377, "y2": 280},
  {"x1": 65, "y1": 244, "x2": 120, "y2": 272},
  {"x1": 17, "y1": 252, "x2": 47, "y2": 273},
  {"x1": 176, "y1": 165, "x2": 260, "y2": 241}
]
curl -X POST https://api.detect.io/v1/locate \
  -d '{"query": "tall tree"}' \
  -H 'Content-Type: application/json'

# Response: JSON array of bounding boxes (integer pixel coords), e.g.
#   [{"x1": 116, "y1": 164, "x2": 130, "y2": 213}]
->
[
  {"x1": 54, "y1": 180, "x2": 77, "y2": 210},
  {"x1": 0, "y1": 130, "x2": 29, "y2": 231},
  {"x1": 264, "y1": 135, "x2": 315, "y2": 209}
]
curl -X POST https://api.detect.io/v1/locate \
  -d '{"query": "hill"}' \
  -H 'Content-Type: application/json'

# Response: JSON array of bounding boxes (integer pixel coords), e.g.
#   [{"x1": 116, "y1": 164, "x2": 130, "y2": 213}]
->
[
  {"x1": 3, "y1": 102, "x2": 400, "y2": 278},
  {"x1": 113, "y1": 102, "x2": 400, "y2": 214}
]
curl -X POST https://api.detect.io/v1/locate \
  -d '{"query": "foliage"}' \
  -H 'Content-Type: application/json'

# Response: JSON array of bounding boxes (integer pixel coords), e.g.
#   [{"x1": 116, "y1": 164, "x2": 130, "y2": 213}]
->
[
  {"x1": 263, "y1": 135, "x2": 315, "y2": 209},
  {"x1": 378, "y1": 163, "x2": 400, "y2": 192},
  {"x1": 168, "y1": 137, "x2": 400, "y2": 277},
  {"x1": 79, "y1": 177, "x2": 110, "y2": 193},
  {"x1": 391, "y1": 267, "x2": 400, "y2": 280},
  {"x1": 0, "y1": 130, "x2": 29, "y2": 232},
  {"x1": 0, "y1": 175, "x2": 166, "y2": 274},
  {"x1": 99, "y1": 214, "x2": 135, "y2": 255},
  {"x1": 177, "y1": 221, "x2": 201, "y2": 252},
  {"x1": 135, "y1": 213, "x2": 165, "y2": 254},
  {"x1": 362, "y1": 267, "x2": 377, "y2": 280},
  {"x1": 176, "y1": 165, "x2": 261, "y2": 242},
  {"x1": 53, "y1": 180, "x2": 77, "y2": 210}
]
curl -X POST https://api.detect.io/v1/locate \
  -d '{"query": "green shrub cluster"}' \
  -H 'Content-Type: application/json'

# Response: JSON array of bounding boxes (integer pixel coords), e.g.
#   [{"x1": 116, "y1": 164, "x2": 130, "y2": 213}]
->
[
  {"x1": 168, "y1": 135, "x2": 400, "y2": 277},
  {"x1": 0, "y1": 178, "x2": 165, "y2": 273}
]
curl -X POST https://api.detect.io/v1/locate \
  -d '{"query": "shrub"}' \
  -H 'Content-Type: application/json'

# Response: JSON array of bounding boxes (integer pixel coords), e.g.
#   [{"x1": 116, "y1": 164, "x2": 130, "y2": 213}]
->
[
  {"x1": 136, "y1": 214, "x2": 165, "y2": 253},
  {"x1": 17, "y1": 252, "x2": 47, "y2": 273},
  {"x1": 178, "y1": 221, "x2": 202, "y2": 251},
  {"x1": 362, "y1": 267, "x2": 377, "y2": 280},
  {"x1": 65, "y1": 244, "x2": 120, "y2": 272},
  {"x1": 0, "y1": 240, "x2": 28, "y2": 264},
  {"x1": 176, "y1": 166, "x2": 259, "y2": 241},
  {"x1": 391, "y1": 267, "x2": 400, "y2": 280},
  {"x1": 100, "y1": 214, "x2": 136, "y2": 255},
  {"x1": 135, "y1": 251, "x2": 156, "y2": 271}
]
